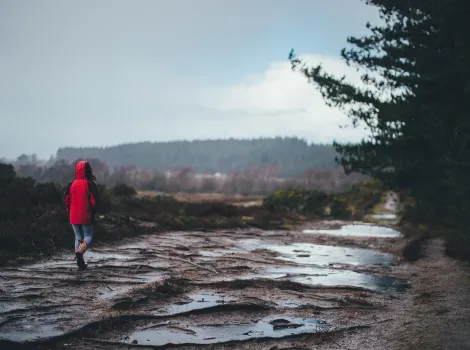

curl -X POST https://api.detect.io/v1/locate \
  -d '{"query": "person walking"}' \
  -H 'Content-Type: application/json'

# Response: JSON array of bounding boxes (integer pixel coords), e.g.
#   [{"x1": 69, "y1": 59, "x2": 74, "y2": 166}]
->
[{"x1": 64, "y1": 160, "x2": 100, "y2": 269}]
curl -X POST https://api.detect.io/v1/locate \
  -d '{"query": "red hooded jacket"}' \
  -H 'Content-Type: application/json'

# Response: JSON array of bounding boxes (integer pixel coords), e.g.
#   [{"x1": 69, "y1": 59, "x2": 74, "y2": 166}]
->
[{"x1": 64, "y1": 161, "x2": 100, "y2": 225}]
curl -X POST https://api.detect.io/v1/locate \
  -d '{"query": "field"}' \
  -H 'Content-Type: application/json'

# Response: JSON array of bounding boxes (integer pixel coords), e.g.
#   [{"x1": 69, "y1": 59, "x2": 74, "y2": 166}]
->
[{"x1": 137, "y1": 191, "x2": 264, "y2": 207}]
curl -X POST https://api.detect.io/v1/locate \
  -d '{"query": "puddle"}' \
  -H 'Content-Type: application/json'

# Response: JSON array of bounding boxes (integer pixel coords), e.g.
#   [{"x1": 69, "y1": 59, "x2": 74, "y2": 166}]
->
[
  {"x1": 158, "y1": 293, "x2": 232, "y2": 315},
  {"x1": 155, "y1": 292, "x2": 337, "y2": 315},
  {"x1": 261, "y1": 242, "x2": 396, "y2": 267},
  {"x1": 245, "y1": 266, "x2": 410, "y2": 293},
  {"x1": 368, "y1": 213, "x2": 397, "y2": 220},
  {"x1": 123, "y1": 316, "x2": 331, "y2": 346},
  {"x1": 303, "y1": 224, "x2": 402, "y2": 238},
  {"x1": 0, "y1": 302, "x2": 27, "y2": 314},
  {"x1": 0, "y1": 314, "x2": 69, "y2": 342}
]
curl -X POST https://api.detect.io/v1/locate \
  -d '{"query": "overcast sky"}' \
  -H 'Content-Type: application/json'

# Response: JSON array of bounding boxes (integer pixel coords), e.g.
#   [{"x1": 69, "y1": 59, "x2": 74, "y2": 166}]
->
[{"x1": 0, "y1": 0, "x2": 380, "y2": 159}]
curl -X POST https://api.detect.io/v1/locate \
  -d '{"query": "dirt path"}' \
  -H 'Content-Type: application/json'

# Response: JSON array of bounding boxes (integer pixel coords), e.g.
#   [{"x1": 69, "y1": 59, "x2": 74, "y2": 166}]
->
[
  {"x1": 329, "y1": 238, "x2": 470, "y2": 350},
  {"x1": 389, "y1": 238, "x2": 470, "y2": 350},
  {"x1": 0, "y1": 221, "x2": 468, "y2": 349}
]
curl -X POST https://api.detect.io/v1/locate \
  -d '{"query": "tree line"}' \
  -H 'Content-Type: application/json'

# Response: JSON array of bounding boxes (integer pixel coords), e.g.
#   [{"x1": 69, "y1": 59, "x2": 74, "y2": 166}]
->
[{"x1": 55, "y1": 137, "x2": 338, "y2": 177}]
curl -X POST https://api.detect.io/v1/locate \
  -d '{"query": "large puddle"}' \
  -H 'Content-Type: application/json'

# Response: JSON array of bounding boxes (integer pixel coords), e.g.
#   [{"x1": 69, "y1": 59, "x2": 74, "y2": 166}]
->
[
  {"x1": 156, "y1": 293, "x2": 234, "y2": 315},
  {"x1": 239, "y1": 239, "x2": 396, "y2": 267},
  {"x1": 245, "y1": 266, "x2": 410, "y2": 293},
  {"x1": 302, "y1": 224, "x2": 402, "y2": 238},
  {"x1": 121, "y1": 316, "x2": 331, "y2": 346},
  {"x1": 233, "y1": 237, "x2": 407, "y2": 293}
]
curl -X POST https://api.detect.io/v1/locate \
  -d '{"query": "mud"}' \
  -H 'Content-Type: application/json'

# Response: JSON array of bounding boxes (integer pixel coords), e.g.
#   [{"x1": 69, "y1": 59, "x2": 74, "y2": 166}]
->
[{"x1": 0, "y1": 220, "x2": 446, "y2": 349}]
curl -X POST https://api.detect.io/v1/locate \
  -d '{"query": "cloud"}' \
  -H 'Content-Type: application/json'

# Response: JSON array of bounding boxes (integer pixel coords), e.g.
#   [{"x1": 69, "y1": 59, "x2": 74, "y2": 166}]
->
[{"x1": 199, "y1": 54, "x2": 369, "y2": 143}]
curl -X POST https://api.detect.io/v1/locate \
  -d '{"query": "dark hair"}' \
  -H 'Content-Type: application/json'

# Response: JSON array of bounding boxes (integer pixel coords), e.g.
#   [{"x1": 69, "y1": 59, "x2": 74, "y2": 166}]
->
[{"x1": 84, "y1": 162, "x2": 96, "y2": 181}]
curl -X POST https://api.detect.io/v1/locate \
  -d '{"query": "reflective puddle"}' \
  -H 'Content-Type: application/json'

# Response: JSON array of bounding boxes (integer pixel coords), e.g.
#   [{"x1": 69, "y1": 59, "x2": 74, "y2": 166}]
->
[
  {"x1": 303, "y1": 224, "x2": 402, "y2": 238},
  {"x1": 244, "y1": 266, "x2": 410, "y2": 293},
  {"x1": 0, "y1": 322, "x2": 63, "y2": 343},
  {"x1": 240, "y1": 240, "x2": 396, "y2": 267},
  {"x1": 157, "y1": 293, "x2": 233, "y2": 315},
  {"x1": 122, "y1": 316, "x2": 331, "y2": 346},
  {"x1": 368, "y1": 213, "x2": 397, "y2": 220}
]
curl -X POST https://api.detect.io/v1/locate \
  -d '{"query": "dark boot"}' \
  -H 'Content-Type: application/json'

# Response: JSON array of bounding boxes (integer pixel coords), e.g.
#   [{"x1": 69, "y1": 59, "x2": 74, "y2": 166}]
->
[{"x1": 75, "y1": 240, "x2": 88, "y2": 269}]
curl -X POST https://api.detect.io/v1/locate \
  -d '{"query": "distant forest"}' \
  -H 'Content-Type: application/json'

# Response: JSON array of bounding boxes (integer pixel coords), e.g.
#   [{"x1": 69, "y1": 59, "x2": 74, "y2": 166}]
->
[{"x1": 56, "y1": 138, "x2": 339, "y2": 177}]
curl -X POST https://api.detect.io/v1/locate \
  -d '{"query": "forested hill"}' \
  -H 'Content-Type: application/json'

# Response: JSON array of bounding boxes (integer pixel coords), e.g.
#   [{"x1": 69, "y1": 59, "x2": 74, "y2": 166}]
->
[{"x1": 56, "y1": 138, "x2": 339, "y2": 177}]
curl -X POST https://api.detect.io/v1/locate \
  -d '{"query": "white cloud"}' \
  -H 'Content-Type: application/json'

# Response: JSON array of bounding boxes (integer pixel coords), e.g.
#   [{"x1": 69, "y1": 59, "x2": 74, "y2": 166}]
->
[{"x1": 200, "y1": 54, "x2": 370, "y2": 144}]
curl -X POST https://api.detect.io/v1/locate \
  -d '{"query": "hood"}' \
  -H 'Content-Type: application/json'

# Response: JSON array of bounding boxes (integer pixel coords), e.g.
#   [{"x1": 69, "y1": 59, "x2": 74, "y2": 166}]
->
[{"x1": 75, "y1": 161, "x2": 88, "y2": 179}]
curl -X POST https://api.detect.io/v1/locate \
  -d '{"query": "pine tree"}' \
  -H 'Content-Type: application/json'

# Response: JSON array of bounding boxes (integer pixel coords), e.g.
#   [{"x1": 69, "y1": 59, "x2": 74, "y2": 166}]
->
[{"x1": 290, "y1": 0, "x2": 470, "y2": 225}]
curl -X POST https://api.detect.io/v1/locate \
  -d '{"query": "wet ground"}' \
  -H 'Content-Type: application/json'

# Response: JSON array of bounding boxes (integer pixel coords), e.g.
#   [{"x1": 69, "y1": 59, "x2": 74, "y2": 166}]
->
[{"x1": 0, "y1": 220, "x2": 416, "y2": 349}]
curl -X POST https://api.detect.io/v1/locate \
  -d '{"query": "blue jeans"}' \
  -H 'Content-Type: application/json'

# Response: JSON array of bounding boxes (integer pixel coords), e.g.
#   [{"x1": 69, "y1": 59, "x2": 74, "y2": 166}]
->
[{"x1": 72, "y1": 224, "x2": 94, "y2": 251}]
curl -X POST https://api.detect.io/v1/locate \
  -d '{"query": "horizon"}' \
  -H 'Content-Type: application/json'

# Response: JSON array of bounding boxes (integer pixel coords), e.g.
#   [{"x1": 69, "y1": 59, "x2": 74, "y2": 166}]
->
[
  {"x1": 3, "y1": 136, "x2": 337, "y2": 162},
  {"x1": 1, "y1": 0, "x2": 381, "y2": 159},
  {"x1": 56, "y1": 136, "x2": 335, "y2": 149}
]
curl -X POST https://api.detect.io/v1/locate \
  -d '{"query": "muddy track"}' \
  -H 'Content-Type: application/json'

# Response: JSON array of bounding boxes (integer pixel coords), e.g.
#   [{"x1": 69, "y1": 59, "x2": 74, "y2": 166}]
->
[{"x1": 0, "y1": 222, "x2": 414, "y2": 349}]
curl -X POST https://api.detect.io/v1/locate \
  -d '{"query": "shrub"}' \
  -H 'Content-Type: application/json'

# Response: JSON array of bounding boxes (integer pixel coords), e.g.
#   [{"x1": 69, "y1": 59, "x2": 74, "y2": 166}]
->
[
  {"x1": 0, "y1": 163, "x2": 16, "y2": 187},
  {"x1": 329, "y1": 196, "x2": 353, "y2": 218},
  {"x1": 262, "y1": 180, "x2": 386, "y2": 219},
  {"x1": 347, "y1": 180, "x2": 384, "y2": 211},
  {"x1": 0, "y1": 164, "x2": 69, "y2": 264},
  {"x1": 263, "y1": 188, "x2": 328, "y2": 214},
  {"x1": 96, "y1": 184, "x2": 112, "y2": 213},
  {"x1": 110, "y1": 184, "x2": 137, "y2": 198}
]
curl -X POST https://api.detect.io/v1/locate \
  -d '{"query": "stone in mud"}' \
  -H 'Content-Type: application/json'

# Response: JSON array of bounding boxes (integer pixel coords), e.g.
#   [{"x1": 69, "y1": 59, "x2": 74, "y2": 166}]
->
[{"x1": 269, "y1": 318, "x2": 303, "y2": 330}]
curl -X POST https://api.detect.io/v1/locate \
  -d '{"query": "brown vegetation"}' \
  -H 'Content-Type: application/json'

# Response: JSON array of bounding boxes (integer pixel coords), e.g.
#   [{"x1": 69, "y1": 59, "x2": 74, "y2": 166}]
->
[{"x1": 14, "y1": 158, "x2": 368, "y2": 195}]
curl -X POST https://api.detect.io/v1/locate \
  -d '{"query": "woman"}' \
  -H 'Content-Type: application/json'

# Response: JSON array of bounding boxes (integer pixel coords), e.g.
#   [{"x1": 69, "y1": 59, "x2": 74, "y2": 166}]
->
[{"x1": 64, "y1": 160, "x2": 100, "y2": 269}]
